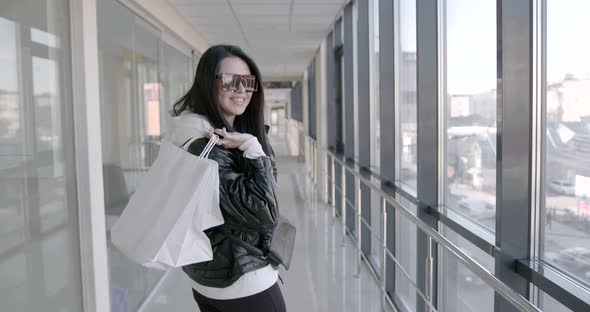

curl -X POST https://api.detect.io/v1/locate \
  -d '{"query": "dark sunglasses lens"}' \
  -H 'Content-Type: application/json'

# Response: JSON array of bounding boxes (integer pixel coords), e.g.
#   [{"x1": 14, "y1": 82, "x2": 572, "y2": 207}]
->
[
  {"x1": 218, "y1": 74, "x2": 257, "y2": 92},
  {"x1": 240, "y1": 75, "x2": 257, "y2": 92},
  {"x1": 220, "y1": 75, "x2": 234, "y2": 92}
]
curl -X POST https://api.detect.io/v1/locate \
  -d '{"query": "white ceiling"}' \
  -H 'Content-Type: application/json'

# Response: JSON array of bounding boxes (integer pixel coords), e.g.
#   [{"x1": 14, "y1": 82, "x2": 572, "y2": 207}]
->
[{"x1": 167, "y1": 0, "x2": 346, "y2": 80}]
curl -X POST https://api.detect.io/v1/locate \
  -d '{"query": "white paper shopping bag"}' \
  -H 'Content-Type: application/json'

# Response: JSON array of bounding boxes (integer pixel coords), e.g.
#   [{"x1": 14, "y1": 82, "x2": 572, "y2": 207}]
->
[{"x1": 110, "y1": 135, "x2": 224, "y2": 270}]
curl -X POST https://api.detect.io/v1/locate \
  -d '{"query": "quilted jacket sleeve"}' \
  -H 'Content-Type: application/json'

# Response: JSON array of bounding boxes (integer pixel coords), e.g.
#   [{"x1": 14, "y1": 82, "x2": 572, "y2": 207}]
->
[{"x1": 187, "y1": 138, "x2": 279, "y2": 233}]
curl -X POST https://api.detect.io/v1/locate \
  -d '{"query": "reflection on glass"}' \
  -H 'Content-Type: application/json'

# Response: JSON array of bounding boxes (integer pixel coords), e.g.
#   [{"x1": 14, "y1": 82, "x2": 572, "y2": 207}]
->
[
  {"x1": 32, "y1": 56, "x2": 69, "y2": 233},
  {"x1": 0, "y1": 16, "x2": 25, "y2": 253},
  {"x1": 369, "y1": 0, "x2": 380, "y2": 173},
  {"x1": 0, "y1": 2, "x2": 82, "y2": 310},
  {"x1": 395, "y1": 200, "x2": 417, "y2": 310},
  {"x1": 439, "y1": 227, "x2": 494, "y2": 312},
  {"x1": 542, "y1": 0, "x2": 590, "y2": 297},
  {"x1": 97, "y1": 0, "x2": 177, "y2": 310},
  {"x1": 369, "y1": 189, "x2": 382, "y2": 269},
  {"x1": 441, "y1": 1, "x2": 497, "y2": 310},
  {"x1": 159, "y1": 41, "x2": 193, "y2": 138},
  {"x1": 444, "y1": 0, "x2": 497, "y2": 233},
  {"x1": 540, "y1": 290, "x2": 574, "y2": 312},
  {"x1": 441, "y1": 227, "x2": 494, "y2": 312},
  {"x1": 98, "y1": 0, "x2": 194, "y2": 309},
  {"x1": 397, "y1": 0, "x2": 417, "y2": 192},
  {"x1": 31, "y1": 28, "x2": 59, "y2": 48}
]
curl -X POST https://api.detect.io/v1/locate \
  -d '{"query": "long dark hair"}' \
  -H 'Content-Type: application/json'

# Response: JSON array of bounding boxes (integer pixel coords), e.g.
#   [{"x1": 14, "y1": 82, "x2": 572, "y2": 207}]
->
[{"x1": 173, "y1": 45, "x2": 272, "y2": 155}]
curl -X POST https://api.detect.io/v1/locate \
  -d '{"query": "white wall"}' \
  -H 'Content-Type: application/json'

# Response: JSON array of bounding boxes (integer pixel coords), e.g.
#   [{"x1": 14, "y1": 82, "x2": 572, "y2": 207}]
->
[{"x1": 126, "y1": 0, "x2": 210, "y2": 53}]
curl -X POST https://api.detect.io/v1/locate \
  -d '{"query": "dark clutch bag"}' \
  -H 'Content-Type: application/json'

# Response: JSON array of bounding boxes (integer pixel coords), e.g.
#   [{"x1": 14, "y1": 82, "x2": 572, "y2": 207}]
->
[
  {"x1": 224, "y1": 215, "x2": 296, "y2": 270},
  {"x1": 267, "y1": 215, "x2": 296, "y2": 270}
]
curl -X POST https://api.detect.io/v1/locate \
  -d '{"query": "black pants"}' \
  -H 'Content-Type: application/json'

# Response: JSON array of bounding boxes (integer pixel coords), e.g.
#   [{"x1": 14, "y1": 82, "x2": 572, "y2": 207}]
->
[{"x1": 192, "y1": 282, "x2": 286, "y2": 312}]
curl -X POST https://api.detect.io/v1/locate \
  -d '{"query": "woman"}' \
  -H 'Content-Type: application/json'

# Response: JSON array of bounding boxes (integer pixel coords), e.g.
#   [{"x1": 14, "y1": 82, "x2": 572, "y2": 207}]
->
[{"x1": 167, "y1": 45, "x2": 286, "y2": 311}]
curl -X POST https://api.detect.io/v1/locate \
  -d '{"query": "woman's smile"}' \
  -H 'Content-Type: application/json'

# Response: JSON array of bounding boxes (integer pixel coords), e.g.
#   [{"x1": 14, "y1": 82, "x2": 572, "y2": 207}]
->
[{"x1": 229, "y1": 96, "x2": 246, "y2": 104}]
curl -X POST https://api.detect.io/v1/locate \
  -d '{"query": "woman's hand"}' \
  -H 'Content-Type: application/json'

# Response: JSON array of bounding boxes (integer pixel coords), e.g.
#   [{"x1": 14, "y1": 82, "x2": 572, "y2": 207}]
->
[{"x1": 205, "y1": 127, "x2": 254, "y2": 149}]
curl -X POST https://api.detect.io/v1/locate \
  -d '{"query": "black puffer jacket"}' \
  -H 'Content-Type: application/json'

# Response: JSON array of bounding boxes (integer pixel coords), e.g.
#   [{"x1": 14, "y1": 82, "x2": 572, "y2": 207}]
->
[{"x1": 181, "y1": 137, "x2": 278, "y2": 288}]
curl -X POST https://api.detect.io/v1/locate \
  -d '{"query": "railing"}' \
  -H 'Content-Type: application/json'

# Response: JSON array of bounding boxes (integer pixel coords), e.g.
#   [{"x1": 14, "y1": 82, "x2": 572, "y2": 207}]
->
[{"x1": 303, "y1": 136, "x2": 541, "y2": 312}]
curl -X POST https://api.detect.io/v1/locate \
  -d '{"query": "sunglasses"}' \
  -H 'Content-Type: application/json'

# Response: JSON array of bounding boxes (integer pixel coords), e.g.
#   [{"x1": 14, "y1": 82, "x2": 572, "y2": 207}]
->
[{"x1": 215, "y1": 73, "x2": 258, "y2": 93}]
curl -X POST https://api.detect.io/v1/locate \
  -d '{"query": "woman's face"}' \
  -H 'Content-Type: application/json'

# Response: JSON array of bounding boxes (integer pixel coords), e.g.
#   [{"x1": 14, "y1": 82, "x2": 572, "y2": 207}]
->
[{"x1": 216, "y1": 57, "x2": 254, "y2": 124}]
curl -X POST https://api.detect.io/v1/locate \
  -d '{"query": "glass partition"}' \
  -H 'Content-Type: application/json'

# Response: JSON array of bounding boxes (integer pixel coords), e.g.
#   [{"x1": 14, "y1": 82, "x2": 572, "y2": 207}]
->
[
  {"x1": 0, "y1": 1, "x2": 83, "y2": 311},
  {"x1": 97, "y1": 0, "x2": 193, "y2": 310}
]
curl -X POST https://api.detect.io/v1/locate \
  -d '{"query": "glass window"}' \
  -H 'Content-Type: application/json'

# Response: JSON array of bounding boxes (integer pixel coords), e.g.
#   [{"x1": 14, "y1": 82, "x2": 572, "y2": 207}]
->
[
  {"x1": 0, "y1": 1, "x2": 83, "y2": 310},
  {"x1": 441, "y1": 1, "x2": 497, "y2": 310},
  {"x1": 441, "y1": 227, "x2": 494, "y2": 312},
  {"x1": 443, "y1": 0, "x2": 497, "y2": 233},
  {"x1": 371, "y1": 2, "x2": 380, "y2": 173},
  {"x1": 159, "y1": 41, "x2": 192, "y2": 136},
  {"x1": 98, "y1": 0, "x2": 176, "y2": 310},
  {"x1": 369, "y1": 189, "x2": 382, "y2": 269},
  {"x1": 542, "y1": 0, "x2": 590, "y2": 292},
  {"x1": 540, "y1": 290, "x2": 574, "y2": 312},
  {"x1": 396, "y1": 0, "x2": 417, "y2": 192},
  {"x1": 394, "y1": 199, "x2": 418, "y2": 311}
]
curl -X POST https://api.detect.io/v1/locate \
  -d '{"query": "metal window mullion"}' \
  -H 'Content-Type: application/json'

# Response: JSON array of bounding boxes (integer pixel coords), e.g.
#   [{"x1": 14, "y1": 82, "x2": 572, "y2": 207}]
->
[
  {"x1": 327, "y1": 31, "x2": 336, "y2": 150},
  {"x1": 379, "y1": 0, "x2": 396, "y2": 184},
  {"x1": 358, "y1": 0, "x2": 371, "y2": 168},
  {"x1": 379, "y1": 0, "x2": 397, "y2": 297},
  {"x1": 495, "y1": 1, "x2": 534, "y2": 311},
  {"x1": 437, "y1": 0, "x2": 449, "y2": 310},
  {"x1": 332, "y1": 157, "x2": 337, "y2": 217},
  {"x1": 357, "y1": 0, "x2": 373, "y2": 259},
  {"x1": 416, "y1": 0, "x2": 440, "y2": 311},
  {"x1": 69, "y1": 0, "x2": 111, "y2": 311},
  {"x1": 530, "y1": 3, "x2": 546, "y2": 300},
  {"x1": 531, "y1": 10, "x2": 548, "y2": 307},
  {"x1": 343, "y1": 3, "x2": 357, "y2": 235},
  {"x1": 344, "y1": 3, "x2": 354, "y2": 160},
  {"x1": 342, "y1": 163, "x2": 347, "y2": 240},
  {"x1": 381, "y1": 197, "x2": 389, "y2": 309},
  {"x1": 356, "y1": 177, "x2": 363, "y2": 276},
  {"x1": 325, "y1": 151, "x2": 330, "y2": 203}
]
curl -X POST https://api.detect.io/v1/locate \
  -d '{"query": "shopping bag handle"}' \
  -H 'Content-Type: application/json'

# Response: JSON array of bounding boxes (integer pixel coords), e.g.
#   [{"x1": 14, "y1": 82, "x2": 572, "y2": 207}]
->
[
  {"x1": 199, "y1": 135, "x2": 219, "y2": 159},
  {"x1": 180, "y1": 135, "x2": 220, "y2": 159}
]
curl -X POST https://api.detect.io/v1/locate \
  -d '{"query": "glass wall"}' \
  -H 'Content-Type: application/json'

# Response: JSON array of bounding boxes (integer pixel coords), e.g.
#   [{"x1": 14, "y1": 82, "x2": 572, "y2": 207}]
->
[
  {"x1": 0, "y1": 1, "x2": 83, "y2": 311},
  {"x1": 394, "y1": 199, "x2": 417, "y2": 311},
  {"x1": 314, "y1": 0, "x2": 590, "y2": 310},
  {"x1": 389, "y1": 0, "x2": 419, "y2": 309},
  {"x1": 159, "y1": 40, "x2": 193, "y2": 142},
  {"x1": 396, "y1": 0, "x2": 417, "y2": 193},
  {"x1": 441, "y1": 1, "x2": 497, "y2": 309},
  {"x1": 441, "y1": 227, "x2": 494, "y2": 312},
  {"x1": 443, "y1": 0, "x2": 497, "y2": 233},
  {"x1": 542, "y1": 0, "x2": 590, "y2": 308},
  {"x1": 97, "y1": 0, "x2": 193, "y2": 310}
]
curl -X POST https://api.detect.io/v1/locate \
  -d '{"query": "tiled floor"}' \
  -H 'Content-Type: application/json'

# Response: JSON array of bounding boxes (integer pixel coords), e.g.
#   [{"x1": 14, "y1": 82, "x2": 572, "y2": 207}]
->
[{"x1": 142, "y1": 150, "x2": 396, "y2": 312}]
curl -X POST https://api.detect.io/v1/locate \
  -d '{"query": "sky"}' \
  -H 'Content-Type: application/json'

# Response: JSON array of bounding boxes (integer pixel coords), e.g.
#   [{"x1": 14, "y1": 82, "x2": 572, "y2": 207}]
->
[
  {"x1": 441, "y1": 0, "x2": 590, "y2": 94},
  {"x1": 445, "y1": 0, "x2": 497, "y2": 95},
  {"x1": 546, "y1": 0, "x2": 590, "y2": 83}
]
